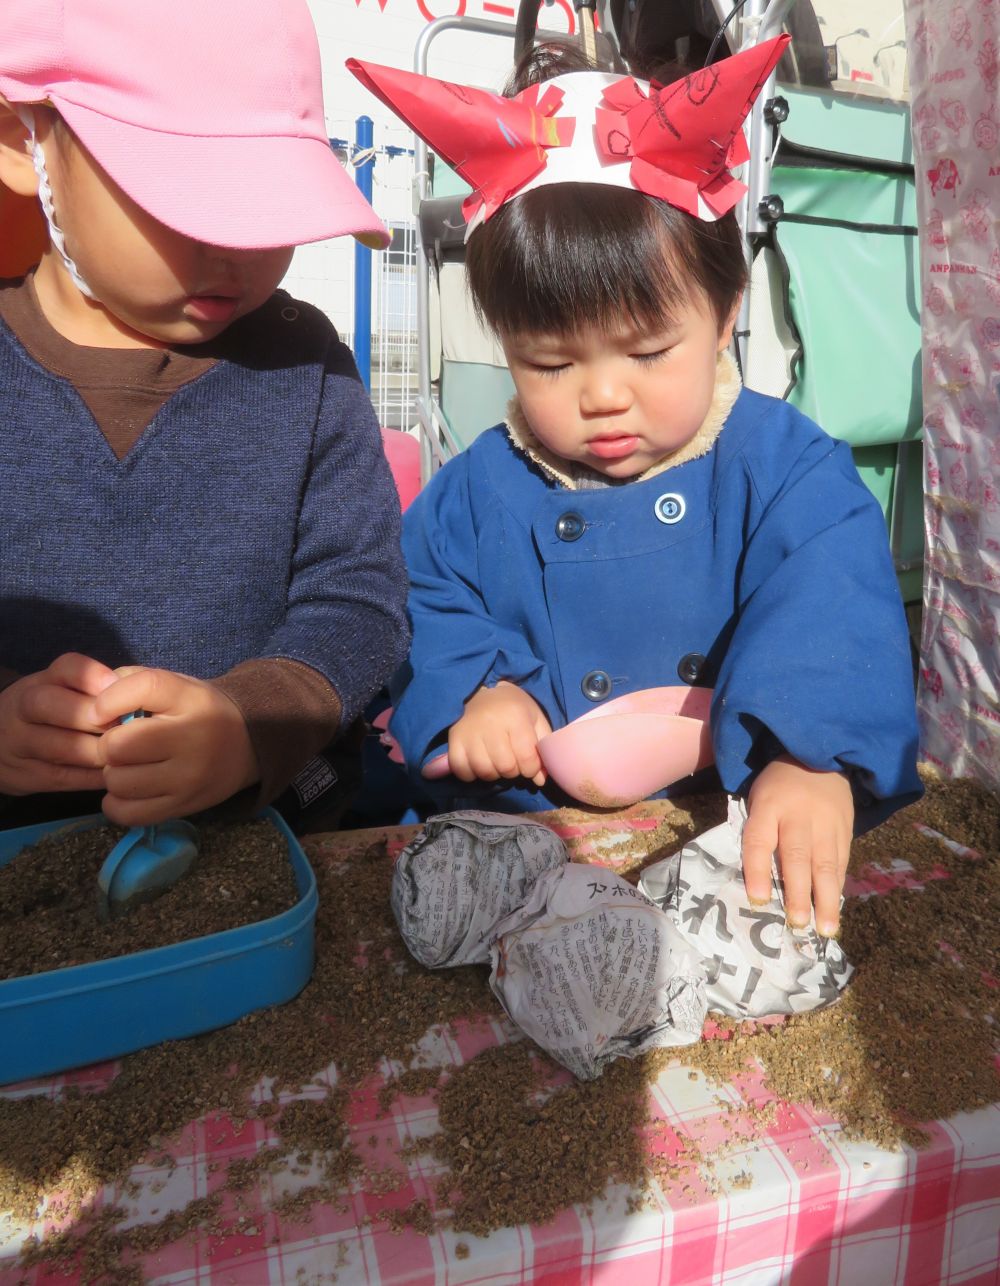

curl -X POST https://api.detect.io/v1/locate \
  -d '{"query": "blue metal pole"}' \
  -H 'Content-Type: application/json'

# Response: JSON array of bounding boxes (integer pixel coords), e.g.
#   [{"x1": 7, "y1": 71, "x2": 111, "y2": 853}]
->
[{"x1": 353, "y1": 115, "x2": 374, "y2": 391}]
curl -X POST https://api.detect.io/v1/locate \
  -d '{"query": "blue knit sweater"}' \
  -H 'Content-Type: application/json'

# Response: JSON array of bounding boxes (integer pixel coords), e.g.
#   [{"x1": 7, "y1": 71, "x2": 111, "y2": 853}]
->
[{"x1": 0, "y1": 290, "x2": 410, "y2": 730}]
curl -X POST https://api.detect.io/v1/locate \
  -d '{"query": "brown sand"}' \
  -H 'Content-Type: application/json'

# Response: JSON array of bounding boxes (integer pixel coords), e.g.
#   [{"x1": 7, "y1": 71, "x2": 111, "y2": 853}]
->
[
  {"x1": 2, "y1": 773, "x2": 997, "y2": 1280},
  {"x1": 0, "y1": 819, "x2": 298, "y2": 979}
]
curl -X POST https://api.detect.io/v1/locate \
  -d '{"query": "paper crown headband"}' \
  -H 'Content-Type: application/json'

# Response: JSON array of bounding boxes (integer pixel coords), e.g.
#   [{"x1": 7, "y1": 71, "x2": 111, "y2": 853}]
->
[{"x1": 348, "y1": 35, "x2": 789, "y2": 232}]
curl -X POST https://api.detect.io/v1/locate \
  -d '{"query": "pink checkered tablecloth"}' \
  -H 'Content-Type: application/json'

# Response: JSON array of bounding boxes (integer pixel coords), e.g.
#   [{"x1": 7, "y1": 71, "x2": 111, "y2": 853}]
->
[{"x1": 1, "y1": 812, "x2": 998, "y2": 1286}]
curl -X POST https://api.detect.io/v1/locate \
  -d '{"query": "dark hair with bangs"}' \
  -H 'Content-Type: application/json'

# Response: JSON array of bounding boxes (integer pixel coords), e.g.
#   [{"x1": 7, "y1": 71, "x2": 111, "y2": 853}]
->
[{"x1": 464, "y1": 41, "x2": 748, "y2": 339}]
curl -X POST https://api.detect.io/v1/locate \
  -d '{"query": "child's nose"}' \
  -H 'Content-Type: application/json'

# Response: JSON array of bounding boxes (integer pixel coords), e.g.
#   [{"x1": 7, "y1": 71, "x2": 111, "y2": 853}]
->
[{"x1": 579, "y1": 367, "x2": 632, "y2": 415}]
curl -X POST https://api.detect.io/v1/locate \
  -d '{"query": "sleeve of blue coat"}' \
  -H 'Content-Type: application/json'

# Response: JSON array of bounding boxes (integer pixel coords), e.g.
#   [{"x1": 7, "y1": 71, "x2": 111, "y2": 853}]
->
[
  {"x1": 710, "y1": 435, "x2": 922, "y2": 832},
  {"x1": 389, "y1": 455, "x2": 557, "y2": 771}
]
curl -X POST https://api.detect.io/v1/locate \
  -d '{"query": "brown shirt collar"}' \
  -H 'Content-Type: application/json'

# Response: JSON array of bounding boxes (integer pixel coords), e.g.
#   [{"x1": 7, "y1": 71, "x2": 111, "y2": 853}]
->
[{"x1": 0, "y1": 273, "x2": 217, "y2": 459}]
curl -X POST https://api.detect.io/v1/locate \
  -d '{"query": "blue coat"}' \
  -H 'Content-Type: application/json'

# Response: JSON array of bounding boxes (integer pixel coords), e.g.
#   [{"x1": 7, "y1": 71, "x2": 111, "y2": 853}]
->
[{"x1": 389, "y1": 388, "x2": 921, "y2": 828}]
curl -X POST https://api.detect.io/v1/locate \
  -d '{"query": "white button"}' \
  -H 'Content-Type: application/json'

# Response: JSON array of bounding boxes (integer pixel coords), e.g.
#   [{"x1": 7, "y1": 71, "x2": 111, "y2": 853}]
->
[{"x1": 654, "y1": 493, "x2": 686, "y2": 525}]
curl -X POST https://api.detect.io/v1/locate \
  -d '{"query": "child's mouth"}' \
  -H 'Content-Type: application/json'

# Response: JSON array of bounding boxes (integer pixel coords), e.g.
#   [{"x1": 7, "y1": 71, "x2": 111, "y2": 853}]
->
[
  {"x1": 185, "y1": 295, "x2": 240, "y2": 323},
  {"x1": 588, "y1": 435, "x2": 639, "y2": 460}
]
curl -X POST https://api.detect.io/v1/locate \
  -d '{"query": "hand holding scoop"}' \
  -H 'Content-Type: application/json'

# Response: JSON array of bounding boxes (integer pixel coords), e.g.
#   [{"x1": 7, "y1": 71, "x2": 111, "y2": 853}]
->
[{"x1": 96, "y1": 711, "x2": 199, "y2": 920}]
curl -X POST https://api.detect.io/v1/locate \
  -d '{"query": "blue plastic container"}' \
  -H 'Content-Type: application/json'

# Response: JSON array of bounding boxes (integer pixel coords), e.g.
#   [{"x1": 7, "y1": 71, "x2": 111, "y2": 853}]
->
[{"x1": 0, "y1": 807, "x2": 316, "y2": 1086}]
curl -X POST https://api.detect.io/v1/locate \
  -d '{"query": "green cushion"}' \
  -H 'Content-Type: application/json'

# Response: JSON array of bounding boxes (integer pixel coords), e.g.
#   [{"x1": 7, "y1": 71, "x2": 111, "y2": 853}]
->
[
  {"x1": 776, "y1": 165, "x2": 922, "y2": 449},
  {"x1": 431, "y1": 158, "x2": 472, "y2": 198},
  {"x1": 439, "y1": 358, "x2": 515, "y2": 450},
  {"x1": 780, "y1": 85, "x2": 914, "y2": 166},
  {"x1": 852, "y1": 442, "x2": 924, "y2": 602}
]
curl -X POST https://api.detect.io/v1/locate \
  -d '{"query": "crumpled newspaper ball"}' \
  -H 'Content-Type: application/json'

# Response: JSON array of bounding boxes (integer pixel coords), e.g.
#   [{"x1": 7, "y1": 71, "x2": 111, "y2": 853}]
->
[
  {"x1": 637, "y1": 798, "x2": 853, "y2": 1018},
  {"x1": 391, "y1": 810, "x2": 568, "y2": 968},
  {"x1": 489, "y1": 863, "x2": 708, "y2": 1081}
]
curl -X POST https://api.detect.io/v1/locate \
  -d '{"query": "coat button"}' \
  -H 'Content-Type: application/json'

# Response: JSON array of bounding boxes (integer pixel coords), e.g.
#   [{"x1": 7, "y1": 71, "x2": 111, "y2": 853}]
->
[
  {"x1": 654, "y1": 492, "x2": 686, "y2": 524},
  {"x1": 677, "y1": 652, "x2": 706, "y2": 684},
  {"x1": 555, "y1": 511, "x2": 585, "y2": 542},
  {"x1": 581, "y1": 670, "x2": 612, "y2": 701}
]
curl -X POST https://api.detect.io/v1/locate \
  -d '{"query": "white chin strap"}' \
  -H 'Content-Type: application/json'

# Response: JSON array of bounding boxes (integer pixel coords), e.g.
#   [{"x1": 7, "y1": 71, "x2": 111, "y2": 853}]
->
[{"x1": 16, "y1": 107, "x2": 96, "y2": 300}]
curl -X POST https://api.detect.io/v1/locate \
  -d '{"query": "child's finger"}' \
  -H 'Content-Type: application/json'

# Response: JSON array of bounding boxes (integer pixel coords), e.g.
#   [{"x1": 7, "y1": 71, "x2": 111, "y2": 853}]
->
[
  {"x1": 98, "y1": 717, "x2": 173, "y2": 768},
  {"x1": 810, "y1": 832, "x2": 846, "y2": 938},
  {"x1": 508, "y1": 728, "x2": 543, "y2": 784},
  {"x1": 488, "y1": 737, "x2": 522, "y2": 780},
  {"x1": 20, "y1": 683, "x2": 108, "y2": 735},
  {"x1": 102, "y1": 759, "x2": 174, "y2": 804},
  {"x1": 92, "y1": 667, "x2": 180, "y2": 724},
  {"x1": 11, "y1": 759, "x2": 106, "y2": 795},
  {"x1": 518, "y1": 753, "x2": 547, "y2": 788},
  {"x1": 420, "y1": 752, "x2": 451, "y2": 780},
  {"x1": 102, "y1": 788, "x2": 178, "y2": 827},
  {"x1": 530, "y1": 713, "x2": 551, "y2": 784},
  {"x1": 20, "y1": 723, "x2": 105, "y2": 769},
  {"x1": 465, "y1": 740, "x2": 502, "y2": 781},
  {"x1": 47, "y1": 652, "x2": 118, "y2": 697},
  {"x1": 532, "y1": 711, "x2": 553, "y2": 741},
  {"x1": 49, "y1": 764, "x2": 108, "y2": 792},
  {"x1": 775, "y1": 819, "x2": 814, "y2": 928},
  {"x1": 740, "y1": 807, "x2": 778, "y2": 906},
  {"x1": 445, "y1": 738, "x2": 475, "y2": 783}
]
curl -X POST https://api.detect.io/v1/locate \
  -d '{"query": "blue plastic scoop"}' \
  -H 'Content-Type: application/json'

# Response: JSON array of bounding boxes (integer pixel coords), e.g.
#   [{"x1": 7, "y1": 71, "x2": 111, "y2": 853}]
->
[{"x1": 96, "y1": 712, "x2": 200, "y2": 920}]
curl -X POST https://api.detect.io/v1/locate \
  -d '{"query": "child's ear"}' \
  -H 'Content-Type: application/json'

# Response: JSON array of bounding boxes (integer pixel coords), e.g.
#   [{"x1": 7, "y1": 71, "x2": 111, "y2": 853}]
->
[
  {"x1": 0, "y1": 96, "x2": 40, "y2": 198},
  {"x1": 0, "y1": 98, "x2": 47, "y2": 276},
  {"x1": 717, "y1": 293, "x2": 742, "y2": 352}
]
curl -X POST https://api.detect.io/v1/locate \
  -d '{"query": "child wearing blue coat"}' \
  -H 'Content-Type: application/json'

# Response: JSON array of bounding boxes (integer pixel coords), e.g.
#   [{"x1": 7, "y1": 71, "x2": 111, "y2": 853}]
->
[
  {"x1": 352, "y1": 38, "x2": 922, "y2": 936},
  {"x1": 0, "y1": 0, "x2": 409, "y2": 833}
]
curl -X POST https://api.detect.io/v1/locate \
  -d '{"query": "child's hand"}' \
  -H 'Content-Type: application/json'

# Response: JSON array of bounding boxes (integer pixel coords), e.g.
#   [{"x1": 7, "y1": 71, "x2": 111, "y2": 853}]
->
[
  {"x1": 742, "y1": 755, "x2": 854, "y2": 938},
  {"x1": 0, "y1": 653, "x2": 116, "y2": 795},
  {"x1": 94, "y1": 668, "x2": 259, "y2": 824},
  {"x1": 445, "y1": 681, "x2": 552, "y2": 787}
]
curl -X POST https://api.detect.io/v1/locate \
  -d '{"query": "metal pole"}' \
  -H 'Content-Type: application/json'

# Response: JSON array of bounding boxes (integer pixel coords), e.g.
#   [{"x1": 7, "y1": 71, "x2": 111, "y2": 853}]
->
[
  {"x1": 730, "y1": 0, "x2": 799, "y2": 376},
  {"x1": 353, "y1": 114, "x2": 375, "y2": 391},
  {"x1": 743, "y1": 0, "x2": 798, "y2": 238},
  {"x1": 576, "y1": 0, "x2": 597, "y2": 63},
  {"x1": 412, "y1": 17, "x2": 517, "y2": 480}
]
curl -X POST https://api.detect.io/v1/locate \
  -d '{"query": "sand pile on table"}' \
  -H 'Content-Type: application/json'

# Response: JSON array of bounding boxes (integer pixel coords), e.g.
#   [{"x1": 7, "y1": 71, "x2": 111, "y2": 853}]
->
[{"x1": 1, "y1": 773, "x2": 997, "y2": 1281}]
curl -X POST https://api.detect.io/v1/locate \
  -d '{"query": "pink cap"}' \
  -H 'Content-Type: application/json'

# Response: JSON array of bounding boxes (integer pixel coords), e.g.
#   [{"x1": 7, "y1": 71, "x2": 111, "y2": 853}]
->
[{"x1": 0, "y1": 0, "x2": 390, "y2": 250}]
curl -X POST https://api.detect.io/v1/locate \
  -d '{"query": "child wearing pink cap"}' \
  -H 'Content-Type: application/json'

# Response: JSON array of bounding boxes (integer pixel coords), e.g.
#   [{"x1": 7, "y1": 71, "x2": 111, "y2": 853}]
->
[
  {"x1": 0, "y1": 0, "x2": 409, "y2": 832},
  {"x1": 355, "y1": 39, "x2": 922, "y2": 937}
]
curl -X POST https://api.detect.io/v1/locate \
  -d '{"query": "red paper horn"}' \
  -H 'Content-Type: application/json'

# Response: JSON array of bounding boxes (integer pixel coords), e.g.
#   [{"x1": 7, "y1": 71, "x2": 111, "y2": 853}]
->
[
  {"x1": 595, "y1": 35, "x2": 791, "y2": 217},
  {"x1": 346, "y1": 59, "x2": 575, "y2": 221},
  {"x1": 349, "y1": 35, "x2": 788, "y2": 224}
]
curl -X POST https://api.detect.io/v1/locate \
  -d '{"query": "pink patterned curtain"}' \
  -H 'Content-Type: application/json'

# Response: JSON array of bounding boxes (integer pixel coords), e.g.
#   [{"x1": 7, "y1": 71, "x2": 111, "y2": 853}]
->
[{"x1": 906, "y1": 0, "x2": 1000, "y2": 784}]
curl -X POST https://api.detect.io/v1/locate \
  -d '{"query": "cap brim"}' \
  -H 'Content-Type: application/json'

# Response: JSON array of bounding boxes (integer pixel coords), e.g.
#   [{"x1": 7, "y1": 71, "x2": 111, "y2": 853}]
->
[{"x1": 57, "y1": 99, "x2": 390, "y2": 250}]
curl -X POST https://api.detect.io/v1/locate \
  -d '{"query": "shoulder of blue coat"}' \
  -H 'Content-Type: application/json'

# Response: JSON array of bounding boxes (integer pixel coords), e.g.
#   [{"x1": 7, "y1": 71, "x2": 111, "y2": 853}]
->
[
  {"x1": 443, "y1": 424, "x2": 545, "y2": 488},
  {"x1": 467, "y1": 422, "x2": 526, "y2": 460},
  {"x1": 715, "y1": 388, "x2": 869, "y2": 514},
  {"x1": 724, "y1": 386, "x2": 831, "y2": 447},
  {"x1": 406, "y1": 424, "x2": 547, "y2": 527},
  {"x1": 719, "y1": 386, "x2": 848, "y2": 468}
]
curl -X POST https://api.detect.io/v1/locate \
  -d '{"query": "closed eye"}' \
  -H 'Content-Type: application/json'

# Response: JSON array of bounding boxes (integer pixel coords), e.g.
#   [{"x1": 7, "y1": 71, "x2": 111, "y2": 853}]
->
[
  {"x1": 530, "y1": 361, "x2": 570, "y2": 377},
  {"x1": 632, "y1": 348, "x2": 670, "y2": 366}
]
